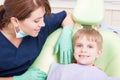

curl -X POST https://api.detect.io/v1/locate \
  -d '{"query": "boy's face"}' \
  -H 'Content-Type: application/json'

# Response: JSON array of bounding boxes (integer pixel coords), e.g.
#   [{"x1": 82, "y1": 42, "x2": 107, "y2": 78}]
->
[{"x1": 74, "y1": 36, "x2": 102, "y2": 66}]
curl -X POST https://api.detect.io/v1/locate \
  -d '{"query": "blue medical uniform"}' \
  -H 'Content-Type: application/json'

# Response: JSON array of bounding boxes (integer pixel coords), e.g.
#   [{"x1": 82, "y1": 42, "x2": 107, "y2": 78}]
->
[{"x1": 0, "y1": 11, "x2": 66, "y2": 77}]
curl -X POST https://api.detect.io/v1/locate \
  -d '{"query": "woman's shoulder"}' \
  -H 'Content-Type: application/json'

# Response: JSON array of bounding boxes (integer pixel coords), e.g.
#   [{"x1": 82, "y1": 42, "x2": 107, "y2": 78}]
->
[{"x1": 44, "y1": 10, "x2": 66, "y2": 21}]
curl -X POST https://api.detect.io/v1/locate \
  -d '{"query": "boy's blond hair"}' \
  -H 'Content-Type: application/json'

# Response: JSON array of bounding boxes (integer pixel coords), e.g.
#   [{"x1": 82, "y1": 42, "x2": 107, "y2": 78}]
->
[{"x1": 73, "y1": 28, "x2": 103, "y2": 50}]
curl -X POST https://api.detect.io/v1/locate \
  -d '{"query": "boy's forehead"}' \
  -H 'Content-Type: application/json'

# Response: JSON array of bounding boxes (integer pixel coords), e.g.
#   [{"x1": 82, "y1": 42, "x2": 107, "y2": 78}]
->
[{"x1": 77, "y1": 36, "x2": 97, "y2": 42}]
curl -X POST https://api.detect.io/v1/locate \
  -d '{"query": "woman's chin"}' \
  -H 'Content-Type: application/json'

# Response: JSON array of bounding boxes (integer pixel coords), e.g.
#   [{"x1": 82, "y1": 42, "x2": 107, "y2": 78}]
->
[{"x1": 32, "y1": 34, "x2": 38, "y2": 37}]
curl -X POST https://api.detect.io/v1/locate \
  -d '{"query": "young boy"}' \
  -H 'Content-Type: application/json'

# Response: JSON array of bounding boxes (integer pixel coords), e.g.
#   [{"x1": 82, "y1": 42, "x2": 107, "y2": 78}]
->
[{"x1": 47, "y1": 28, "x2": 119, "y2": 80}]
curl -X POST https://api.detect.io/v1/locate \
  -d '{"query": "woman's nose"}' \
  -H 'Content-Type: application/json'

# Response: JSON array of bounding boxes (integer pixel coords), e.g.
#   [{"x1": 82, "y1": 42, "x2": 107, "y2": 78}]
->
[
  {"x1": 38, "y1": 19, "x2": 45, "y2": 27},
  {"x1": 41, "y1": 20, "x2": 45, "y2": 27}
]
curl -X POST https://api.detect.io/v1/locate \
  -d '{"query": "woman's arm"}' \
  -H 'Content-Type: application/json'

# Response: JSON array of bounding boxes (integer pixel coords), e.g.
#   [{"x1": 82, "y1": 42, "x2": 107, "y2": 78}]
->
[
  {"x1": 54, "y1": 11, "x2": 75, "y2": 64},
  {"x1": 0, "y1": 68, "x2": 47, "y2": 80},
  {"x1": 0, "y1": 77, "x2": 13, "y2": 80},
  {"x1": 62, "y1": 11, "x2": 75, "y2": 28}
]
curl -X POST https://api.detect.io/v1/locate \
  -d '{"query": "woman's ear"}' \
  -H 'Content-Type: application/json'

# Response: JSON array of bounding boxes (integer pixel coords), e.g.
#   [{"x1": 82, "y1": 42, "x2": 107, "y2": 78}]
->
[{"x1": 10, "y1": 17, "x2": 18, "y2": 27}]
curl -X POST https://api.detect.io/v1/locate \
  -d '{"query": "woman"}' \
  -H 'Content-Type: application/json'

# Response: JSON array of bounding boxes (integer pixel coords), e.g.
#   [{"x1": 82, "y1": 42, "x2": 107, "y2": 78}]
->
[{"x1": 0, "y1": 0, "x2": 74, "y2": 80}]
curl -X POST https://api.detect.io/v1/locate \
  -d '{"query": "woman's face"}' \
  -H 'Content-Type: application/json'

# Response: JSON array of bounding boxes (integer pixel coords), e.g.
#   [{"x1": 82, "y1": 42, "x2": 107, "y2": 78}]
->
[
  {"x1": 18, "y1": 7, "x2": 46, "y2": 37},
  {"x1": 74, "y1": 36, "x2": 102, "y2": 66}
]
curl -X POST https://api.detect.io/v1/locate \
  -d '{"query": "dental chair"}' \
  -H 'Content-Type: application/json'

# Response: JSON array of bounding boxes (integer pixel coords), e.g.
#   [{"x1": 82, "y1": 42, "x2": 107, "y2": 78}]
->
[{"x1": 31, "y1": 0, "x2": 120, "y2": 78}]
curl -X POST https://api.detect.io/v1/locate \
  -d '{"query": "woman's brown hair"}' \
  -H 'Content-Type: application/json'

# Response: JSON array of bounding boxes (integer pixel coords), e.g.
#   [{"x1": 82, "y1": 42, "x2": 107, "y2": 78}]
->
[{"x1": 0, "y1": 0, "x2": 51, "y2": 29}]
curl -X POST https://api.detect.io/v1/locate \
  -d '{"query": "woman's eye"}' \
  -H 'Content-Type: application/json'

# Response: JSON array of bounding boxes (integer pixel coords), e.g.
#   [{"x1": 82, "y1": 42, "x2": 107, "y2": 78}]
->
[
  {"x1": 34, "y1": 21, "x2": 39, "y2": 23},
  {"x1": 34, "y1": 20, "x2": 39, "y2": 23}
]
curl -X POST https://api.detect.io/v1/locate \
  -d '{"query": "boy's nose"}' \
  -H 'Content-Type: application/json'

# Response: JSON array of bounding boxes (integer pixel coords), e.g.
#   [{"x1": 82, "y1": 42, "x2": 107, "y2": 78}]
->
[{"x1": 81, "y1": 47, "x2": 87, "y2": 53}]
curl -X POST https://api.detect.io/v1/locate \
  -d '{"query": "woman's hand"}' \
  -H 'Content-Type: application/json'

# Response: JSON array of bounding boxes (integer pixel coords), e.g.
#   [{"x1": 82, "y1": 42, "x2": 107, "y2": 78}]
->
[
  {"x1": 55, "y1": 12, "x2": 75, "y2": 64},
  {"x1": 14, "y1": 68, "x2": 47, "y2": 80},
  {"x1": 55, "y1": 26, "x2": 73, "y2": 64}
]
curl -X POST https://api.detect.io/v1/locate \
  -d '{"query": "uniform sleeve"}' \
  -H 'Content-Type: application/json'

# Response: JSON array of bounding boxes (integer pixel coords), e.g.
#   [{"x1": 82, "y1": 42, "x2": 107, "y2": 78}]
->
[
  {"x1": 44, "y1": 10, "x2": 66, "y2": 34},
  {"x1": 37, "y1": 11, "x2": 66, "y2": 52}
]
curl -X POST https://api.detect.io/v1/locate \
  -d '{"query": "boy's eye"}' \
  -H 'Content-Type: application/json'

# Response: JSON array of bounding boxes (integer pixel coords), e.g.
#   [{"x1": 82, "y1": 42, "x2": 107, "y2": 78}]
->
[
  {"x1": 76, "y1": 44, "x2": 82, "y2": 47},
  {"x1": 88, "y1": 45, "x2": 93, "y2": 48}
]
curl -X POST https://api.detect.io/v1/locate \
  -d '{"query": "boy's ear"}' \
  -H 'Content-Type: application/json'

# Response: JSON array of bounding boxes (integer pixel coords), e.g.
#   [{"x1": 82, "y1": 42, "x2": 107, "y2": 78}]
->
[
  {"x1": 10, "y1": 17, "x2": 18, "y2": 27},
  {"x1": 96, "y1": 50, "x2": 102, "y2": 58}
]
